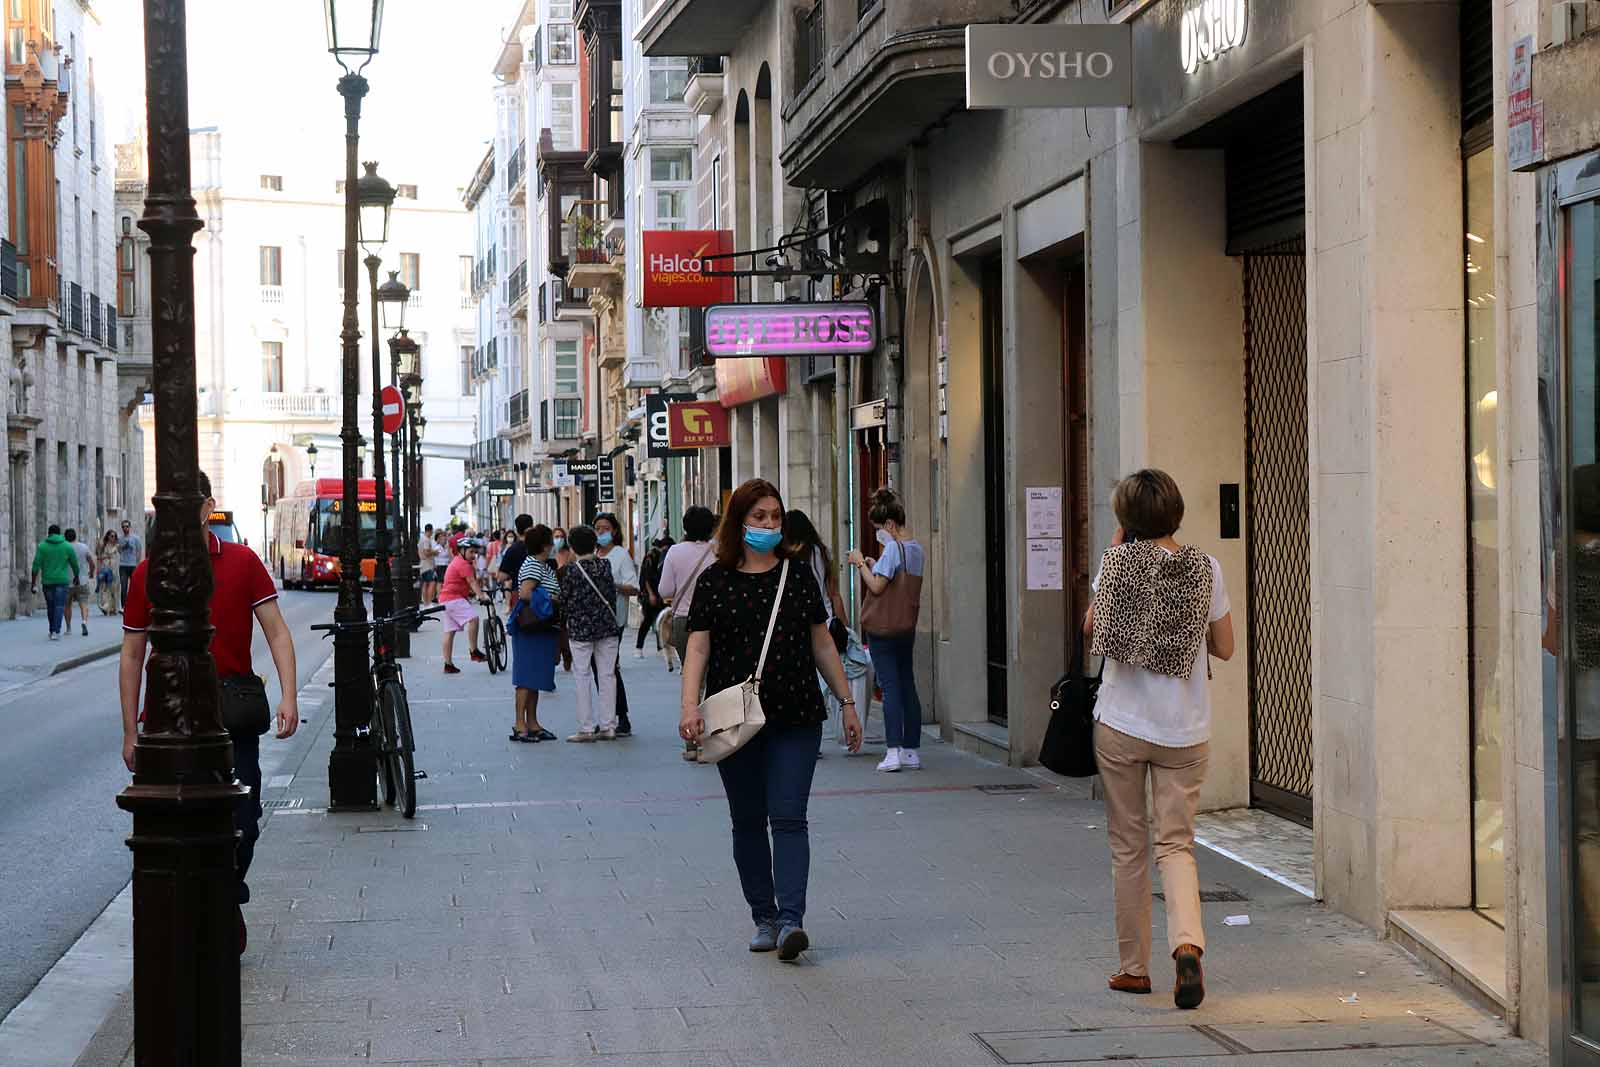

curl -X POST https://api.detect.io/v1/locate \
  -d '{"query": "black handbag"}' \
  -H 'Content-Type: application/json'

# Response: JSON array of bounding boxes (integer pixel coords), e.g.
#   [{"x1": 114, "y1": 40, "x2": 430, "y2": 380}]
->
[
  {"x1": 218, "y1": 674, "x2": 271, "y2": 737},
  {"x1": 1039, "y1": 641, "x2": 1103, "y2": 778}
]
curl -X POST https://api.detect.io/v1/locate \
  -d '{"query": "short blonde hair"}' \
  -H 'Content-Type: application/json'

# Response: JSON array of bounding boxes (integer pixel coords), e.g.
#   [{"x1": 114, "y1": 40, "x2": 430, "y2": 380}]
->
[{"x1": 1112, "y1": 469, "x2": 1185, "y2": 540}]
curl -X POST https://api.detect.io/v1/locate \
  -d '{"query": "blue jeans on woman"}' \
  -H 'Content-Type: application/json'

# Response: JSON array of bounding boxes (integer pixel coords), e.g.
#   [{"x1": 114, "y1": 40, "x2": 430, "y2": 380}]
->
[
  {"x1": 716, "y1": 721, "x2": 823, "y2": 929},
  {"x1": 42, "y1": 583, "x2": 70, "y2": 636},
  {"x1": 868, "y1": 633, "x2": 922, "y2": 749}
]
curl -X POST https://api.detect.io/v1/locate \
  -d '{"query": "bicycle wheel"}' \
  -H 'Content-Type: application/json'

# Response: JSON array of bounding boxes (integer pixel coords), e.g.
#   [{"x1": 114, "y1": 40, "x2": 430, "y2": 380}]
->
[
  {"x1": 370, "y1": 685, "x2": 397, "y2": 807},
  {"x1": 485, "y1": 613, "x2": 507, "y2": 675},
  {"x1": 380, "y1": 679, "x2": 417, "y2": 818}
]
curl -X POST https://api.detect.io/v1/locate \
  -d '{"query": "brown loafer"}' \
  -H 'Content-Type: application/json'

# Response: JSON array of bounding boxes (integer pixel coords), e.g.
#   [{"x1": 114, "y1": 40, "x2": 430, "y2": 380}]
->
[
  {"x1": 1108, "y1": 971, "x2": 1151, "y2": 994},
  {"x1": 1173, "y1": 944, "x2": 1205, "y2": 1009}
]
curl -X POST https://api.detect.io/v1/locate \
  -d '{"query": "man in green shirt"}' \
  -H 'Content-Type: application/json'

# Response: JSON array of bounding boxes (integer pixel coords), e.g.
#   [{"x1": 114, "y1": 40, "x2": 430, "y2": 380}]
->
[{"x1": 30, "y1": 524, "x2": 81, "y2": 640}]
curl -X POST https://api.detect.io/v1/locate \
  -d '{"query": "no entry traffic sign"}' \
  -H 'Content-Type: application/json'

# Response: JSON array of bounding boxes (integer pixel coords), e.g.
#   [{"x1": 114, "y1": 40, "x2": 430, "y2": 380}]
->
[{"x1": 381, "y1": 386, "x2": 404, "y2": 434}]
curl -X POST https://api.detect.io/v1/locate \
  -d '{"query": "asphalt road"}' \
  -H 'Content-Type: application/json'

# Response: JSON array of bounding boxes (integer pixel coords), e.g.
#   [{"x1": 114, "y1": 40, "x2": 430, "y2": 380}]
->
[{"x1": 0, "y1": 589, "x2": 337, "y2": 1021}]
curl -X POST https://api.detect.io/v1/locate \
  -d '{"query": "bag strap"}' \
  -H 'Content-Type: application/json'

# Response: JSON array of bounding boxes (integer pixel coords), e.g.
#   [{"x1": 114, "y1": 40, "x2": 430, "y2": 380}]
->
[
  {"x1": 573, "y1": 558, "x2": 613, "y2": 613},
  {"x1": 752, "y1": 560, "x2": 790, "y2": 683},
  {"x1": 687, "y1": 541, "x2": 715, "y2": 589}
]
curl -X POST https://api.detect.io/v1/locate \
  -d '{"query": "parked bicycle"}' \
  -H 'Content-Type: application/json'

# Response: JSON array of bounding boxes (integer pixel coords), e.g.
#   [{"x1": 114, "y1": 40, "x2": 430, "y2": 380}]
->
[
  {"x1": 480, "y1": 584, "x2": 508, "y2": 676},
  {"x1": 312, "y1": 601, "x2": 445, "y2": 818}
]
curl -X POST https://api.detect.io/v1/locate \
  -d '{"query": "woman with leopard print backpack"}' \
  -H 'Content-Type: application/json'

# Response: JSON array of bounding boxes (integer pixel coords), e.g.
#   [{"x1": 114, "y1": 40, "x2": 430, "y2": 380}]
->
[{"x1": 1081, "y1": 469, "x2": 1235, "y2": 1011}]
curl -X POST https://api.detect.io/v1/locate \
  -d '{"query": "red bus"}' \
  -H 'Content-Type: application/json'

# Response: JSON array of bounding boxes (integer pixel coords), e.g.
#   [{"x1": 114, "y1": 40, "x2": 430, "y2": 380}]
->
[{"x1": 270, "y1": 479, "x2": 395, "y2": 589}]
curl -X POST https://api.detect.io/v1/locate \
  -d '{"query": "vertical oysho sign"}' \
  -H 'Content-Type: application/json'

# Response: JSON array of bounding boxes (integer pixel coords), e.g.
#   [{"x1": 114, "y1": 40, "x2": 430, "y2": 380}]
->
[{"x1": 1179, "y1": 0, "x2": 1247, "y2": 74}]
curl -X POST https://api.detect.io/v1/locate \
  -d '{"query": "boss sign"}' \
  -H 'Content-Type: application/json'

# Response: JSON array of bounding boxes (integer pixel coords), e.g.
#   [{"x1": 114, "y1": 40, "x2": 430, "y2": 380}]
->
[
  {"x1": 965, "y1": 23, "x2": 1132, "y2": 109},
  {"x1": 642, "y1": 230, "x2": 735, "y2": 307},
  {"x1": 704, "y1": 302, "x2": 877, "y2": 358}
]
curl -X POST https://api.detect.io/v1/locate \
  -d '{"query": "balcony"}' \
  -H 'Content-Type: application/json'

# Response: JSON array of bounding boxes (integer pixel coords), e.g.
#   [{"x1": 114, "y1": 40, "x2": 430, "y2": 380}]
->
[
  {"x1": 228, "y1": 391, "x2": 339, "y2": 420},
  {"x1": 106, "y1": 309, "x2": 117, "y2": 353},
  {"x1": 1, "y1": 239, "x2": 17, "y2": 301},
  {"x1": 506, "y1": 260, "x2": 529, "y2": 318},
  {"x1": 89, "y1": 293, "x2": 103, "y2": 344},
  {"x1": 780, "y1": 0, "x2": 1013, "y2": 189},
  {"x1": 468, "y1": 437, "x2": 513, "y2": 469},
  {"x1": 471, "y1": 337, "x2": 501, "y2": 381},
  {"x1": 623, "y1": 358, "x2": 663, "y2": 390},
  {"x1": 640, "y1": 0, "x2": 766, "y2": 57},
  {"x1": 508, "y1": 139, "x2": 528, "y2": 205},
  {"x1": 683, "y1": 55, "x2": 725, "y2": 117},
  {"x1": 260, "y1": 284, "x2": 285, "y2": 304},
  {"x1": 565, "y1": 199, "x2": 624, "y2": 292},
  {"x1": 537, "y1": 281, "x2": 549, "y2": 325},
  {"x1": 68, "y1": 282, "x2": 84, "y2": 334},
  {"x1": 577, "y1": 0, "x2": 624, "y2": 188},
  {"x1": 538, "y1": 128, "x2": 590, "y2": 278}
]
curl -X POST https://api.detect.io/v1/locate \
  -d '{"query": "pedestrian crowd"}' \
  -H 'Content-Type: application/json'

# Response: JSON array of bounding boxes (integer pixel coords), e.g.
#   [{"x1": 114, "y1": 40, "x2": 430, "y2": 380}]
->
[{"x1": 27, "y1": 518, "x2": 145, "y2": 640}]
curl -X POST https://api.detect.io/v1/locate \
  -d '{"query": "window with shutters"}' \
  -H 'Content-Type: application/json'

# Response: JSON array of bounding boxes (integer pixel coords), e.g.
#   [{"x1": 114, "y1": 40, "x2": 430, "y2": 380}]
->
[{"x1": 259, "y1": 245, "x2": 282, "y2": 286}]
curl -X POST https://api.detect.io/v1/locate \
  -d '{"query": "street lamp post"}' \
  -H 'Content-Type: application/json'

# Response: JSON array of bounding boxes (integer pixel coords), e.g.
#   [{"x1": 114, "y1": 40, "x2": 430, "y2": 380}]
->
[
  {"x1": 307, "y1": 440, "x2": 319, "y2": 481},
  {"x1": 389, "y1": 327, "x2": 420, "y2": 657},
  {"x1": 360, "y1": 167, "x2": 398, "y2": 654},
  {"x1": 326, "y1": 0, "x2": 385, "y2": 812},
  {"x1": 116, "y1": 1, "x2": 246, "y2": 1061}
]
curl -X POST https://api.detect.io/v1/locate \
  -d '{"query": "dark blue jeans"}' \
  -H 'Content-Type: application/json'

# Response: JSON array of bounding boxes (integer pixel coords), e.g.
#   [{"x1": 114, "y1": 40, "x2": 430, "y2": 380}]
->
[
  {"x1": 868, "y1": 633, "x2": 923, "y2": 749},
  {"x1": 716, "y1": 721, "x2": 823, "y2": 929},
  {"x1": 230, "y1": 729, "x2": 263, "y2": 905},
  {"x1": 42, "y1": 583, "x2": 69, "y2": 635}
]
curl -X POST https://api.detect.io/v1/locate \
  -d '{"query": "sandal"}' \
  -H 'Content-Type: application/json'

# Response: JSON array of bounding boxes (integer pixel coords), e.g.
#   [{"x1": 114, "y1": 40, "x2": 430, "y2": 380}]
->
[{"x1": 533, "y1": 728, "x2": 556, "y2": 741}]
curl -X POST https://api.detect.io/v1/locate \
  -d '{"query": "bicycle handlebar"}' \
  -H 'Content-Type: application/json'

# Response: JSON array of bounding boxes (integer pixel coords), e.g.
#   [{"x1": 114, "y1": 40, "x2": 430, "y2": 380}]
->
[{"x1": 310, "y1": 602, "x2": 447, "y2": 636}]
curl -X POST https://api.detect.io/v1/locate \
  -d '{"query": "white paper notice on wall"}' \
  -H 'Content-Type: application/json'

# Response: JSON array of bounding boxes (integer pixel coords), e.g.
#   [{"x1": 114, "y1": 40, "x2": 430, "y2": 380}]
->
[
  {"x1": 1025, "y1": 487, "x2": 1063, "y2": 539},
  {"x1": 1026, "y1": 538, "x2": 1064, "y2": 591}
]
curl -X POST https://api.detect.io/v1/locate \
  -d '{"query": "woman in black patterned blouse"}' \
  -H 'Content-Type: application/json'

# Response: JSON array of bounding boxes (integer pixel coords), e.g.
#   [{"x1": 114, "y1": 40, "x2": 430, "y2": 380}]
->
[{"x1": 680, "y1": 479, "x2": 861, "y2": 962}]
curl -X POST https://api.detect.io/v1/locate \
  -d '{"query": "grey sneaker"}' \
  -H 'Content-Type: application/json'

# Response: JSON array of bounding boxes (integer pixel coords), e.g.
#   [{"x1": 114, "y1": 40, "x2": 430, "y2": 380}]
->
[
  {"x1": 749, "y1": 921, "x2": 778, "y2": 953},
  {"x1": 567, "y1": 730, "x2": 598, "y2": 743},
  {"x1": 776, "y1": 924, "x2": 809, "y2": 962}
]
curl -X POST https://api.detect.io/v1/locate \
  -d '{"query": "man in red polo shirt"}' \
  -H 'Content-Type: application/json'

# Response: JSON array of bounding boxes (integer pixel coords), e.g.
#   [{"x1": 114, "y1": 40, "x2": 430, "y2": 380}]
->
[{"x1": 119, "y1": 472, "x2": 299, "y2": 952}]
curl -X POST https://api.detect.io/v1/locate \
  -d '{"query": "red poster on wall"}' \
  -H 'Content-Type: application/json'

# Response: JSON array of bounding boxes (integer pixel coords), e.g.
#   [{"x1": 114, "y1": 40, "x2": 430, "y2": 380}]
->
[
  {"x1": 714, "y1": 357, "x2": 788, "y2": 408},
  {"x1": 642, "y1": 230, "x2": 735, "y2": 307}
]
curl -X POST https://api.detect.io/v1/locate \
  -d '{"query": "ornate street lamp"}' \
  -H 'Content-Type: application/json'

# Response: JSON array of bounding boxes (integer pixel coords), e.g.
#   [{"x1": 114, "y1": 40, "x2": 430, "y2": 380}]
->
[
  {"x1": 306, "y1": 440, "x2": 319, "y2": 481},
  {"x1": 326, "y1": 0, "x2": 385, "y2": 812},
  {"x1": 385, "y1": 323, "x2": 418, "y2": 657},
  {"x1": 360, "y1": 165, "x2": 398, "y2": 653},
  {"x1": 116, "y1": 1, "x2": 246, "y2": 1061}
]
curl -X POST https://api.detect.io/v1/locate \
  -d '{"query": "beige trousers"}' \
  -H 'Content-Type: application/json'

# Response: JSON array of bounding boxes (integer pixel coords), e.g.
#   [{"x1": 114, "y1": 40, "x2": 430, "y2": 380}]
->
[{"x1": 1094, "y1": 721, "x2": 1209, "y2": 977}]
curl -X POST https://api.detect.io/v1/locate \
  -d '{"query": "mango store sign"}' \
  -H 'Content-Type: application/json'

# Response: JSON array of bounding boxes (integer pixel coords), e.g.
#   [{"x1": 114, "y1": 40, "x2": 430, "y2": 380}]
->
[{"x1": 965, "y1": 23, "x2": 1132, "y2": 109}]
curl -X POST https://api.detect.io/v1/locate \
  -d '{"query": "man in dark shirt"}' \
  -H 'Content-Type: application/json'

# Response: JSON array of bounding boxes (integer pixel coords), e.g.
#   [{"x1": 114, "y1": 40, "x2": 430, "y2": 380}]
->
[{"x1": 496, "y1": 514, "x2": 534, "y2": 591}]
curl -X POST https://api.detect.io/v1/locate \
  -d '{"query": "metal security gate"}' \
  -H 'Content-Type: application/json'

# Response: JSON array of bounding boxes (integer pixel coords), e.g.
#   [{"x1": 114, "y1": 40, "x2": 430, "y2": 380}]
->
[{"x1": 1244, "y1": 246, "x2": 1313, "y2": 824}]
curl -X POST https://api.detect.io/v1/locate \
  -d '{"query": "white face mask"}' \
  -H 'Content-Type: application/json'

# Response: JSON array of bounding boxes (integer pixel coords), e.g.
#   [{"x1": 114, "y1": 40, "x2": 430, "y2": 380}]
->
[{"x1": 875, "y1": 527, "x2": 892, "y2": 547}]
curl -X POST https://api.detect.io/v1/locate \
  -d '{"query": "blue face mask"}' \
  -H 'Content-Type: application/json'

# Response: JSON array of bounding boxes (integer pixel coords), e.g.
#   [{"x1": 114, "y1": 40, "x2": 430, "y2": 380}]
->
[
  {"x1": 552, "y1": 538, "x2": 565, "y2": 551},
  {"x1": 743, "y1": 526, "x2": 784, "y2": 554},
  {"x1": 596, "y1": 532, "x2": 613, "y2": 548}
]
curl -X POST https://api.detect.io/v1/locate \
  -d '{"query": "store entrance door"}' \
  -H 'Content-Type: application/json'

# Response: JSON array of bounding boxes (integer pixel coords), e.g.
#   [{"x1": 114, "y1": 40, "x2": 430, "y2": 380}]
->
[
  {"x1": 1243, "y1": 245, "x2": 1313, "y2": 824},
  {"x1": 981, "y1": 258, "x2": 1008, "y2": 725}
]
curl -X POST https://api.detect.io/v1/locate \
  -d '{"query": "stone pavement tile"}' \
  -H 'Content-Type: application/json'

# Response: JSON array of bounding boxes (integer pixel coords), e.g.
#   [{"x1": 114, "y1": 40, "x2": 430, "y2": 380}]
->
[
  {"x1": 479, "y1": 1055, "x2": 735, "y2": 1067},
  {"x1": 241, "y1": 1020, "x2": 371, "y2": 1061}
]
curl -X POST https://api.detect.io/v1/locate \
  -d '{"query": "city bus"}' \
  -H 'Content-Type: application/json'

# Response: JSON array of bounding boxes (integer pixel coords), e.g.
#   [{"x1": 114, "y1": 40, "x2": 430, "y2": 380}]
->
[{"x1": 270, "y1": 479, "x2": 395, "y2": 589}]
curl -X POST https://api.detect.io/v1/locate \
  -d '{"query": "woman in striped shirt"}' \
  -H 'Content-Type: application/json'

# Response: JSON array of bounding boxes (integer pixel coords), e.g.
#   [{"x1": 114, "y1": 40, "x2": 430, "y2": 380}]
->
[{"x1": 509, "y1": 524, "x2": 563, "y2": 742}]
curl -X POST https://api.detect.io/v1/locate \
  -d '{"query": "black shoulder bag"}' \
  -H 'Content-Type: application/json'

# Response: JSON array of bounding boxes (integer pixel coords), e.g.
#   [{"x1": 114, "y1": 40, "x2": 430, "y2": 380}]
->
[
  {"x1": 1038, "y1": 638, "x2": 1103, "y2": 778},
  {"x1": 218, "y1": 674, "x2": 272, "y2": 736}
]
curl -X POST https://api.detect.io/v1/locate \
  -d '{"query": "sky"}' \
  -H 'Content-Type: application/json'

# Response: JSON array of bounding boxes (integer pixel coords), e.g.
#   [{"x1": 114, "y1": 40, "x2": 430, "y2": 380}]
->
[{"x1": 98, "y1": 1, "x2": 517, "y2": 199}]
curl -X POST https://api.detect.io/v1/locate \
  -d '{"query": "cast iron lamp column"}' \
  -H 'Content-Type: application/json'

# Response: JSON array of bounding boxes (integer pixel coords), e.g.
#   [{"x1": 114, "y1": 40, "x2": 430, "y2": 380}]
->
[
  {"x1": 359, "y1": 166, "x2": 398, "y2": 654},
  {"x1": 325, "y1": 0, "x2": 385, "y2": 812},
  {"x1": 389, "y1": 327, "x2": 420, "y2": 655},
  {"x1": 115, "y1": 1, "x2": 246, "y2": 1060}
]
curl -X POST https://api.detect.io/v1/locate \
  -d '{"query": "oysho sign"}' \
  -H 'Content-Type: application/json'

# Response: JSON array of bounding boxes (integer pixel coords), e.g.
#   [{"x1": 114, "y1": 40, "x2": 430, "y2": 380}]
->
[
  {"x1": 966, "y1": 24, "x2": 1132, "y2": 109},
  {"x1": 642, "y1": 230, "x2": 736, "y2": 307},
  {"x1": 1179, "y1": 0, "x2": 1247, "y2": 75}
]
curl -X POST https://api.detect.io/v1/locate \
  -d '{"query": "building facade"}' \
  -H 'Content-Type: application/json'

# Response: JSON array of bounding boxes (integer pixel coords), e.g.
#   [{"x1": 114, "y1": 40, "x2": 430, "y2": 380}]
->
[
  {"x1": 130, "y1": 126, "x2": 475, "y2": 544},
  {"x1": 2, "y1": 0, "x2": 136, "y2": 619},
  {"x1": 642, "y1": 0, "x2": 1578, "y2": 1050}
]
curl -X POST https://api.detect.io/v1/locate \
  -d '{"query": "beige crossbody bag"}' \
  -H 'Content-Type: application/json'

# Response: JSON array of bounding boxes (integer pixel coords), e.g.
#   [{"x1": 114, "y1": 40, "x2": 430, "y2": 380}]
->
[{"x1": 696, "y1": 560, "x2": 788, "y2": 764}]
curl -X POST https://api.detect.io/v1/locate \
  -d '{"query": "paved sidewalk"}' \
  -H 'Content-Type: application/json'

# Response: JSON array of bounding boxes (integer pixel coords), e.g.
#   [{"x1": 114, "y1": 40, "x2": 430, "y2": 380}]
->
[
  {"x1": 0, "y1": 607, "x2": 123, "y2": 695},
  {"x1": 83, "y1": 637, "x2": 1540, "y2": 1066}
]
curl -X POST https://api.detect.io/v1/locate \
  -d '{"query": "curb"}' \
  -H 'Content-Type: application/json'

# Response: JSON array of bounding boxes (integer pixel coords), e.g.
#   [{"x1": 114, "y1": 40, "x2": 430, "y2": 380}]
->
[{"x1": 48, "y1": 644, "x2": 121, "y2": 676}]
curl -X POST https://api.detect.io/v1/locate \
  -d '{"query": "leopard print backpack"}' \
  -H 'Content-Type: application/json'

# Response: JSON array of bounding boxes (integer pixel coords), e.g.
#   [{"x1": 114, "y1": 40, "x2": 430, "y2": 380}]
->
[{"x1": 1090, "y1": 542, "x2": 1213, "y2": 680}]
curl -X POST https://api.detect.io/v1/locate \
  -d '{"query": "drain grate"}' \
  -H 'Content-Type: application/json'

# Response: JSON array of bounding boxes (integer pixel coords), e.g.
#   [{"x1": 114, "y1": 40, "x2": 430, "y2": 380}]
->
[
  {"x1": 974, "y1": 783, "x2": 1040, "y2": 795},
  {"x1": 262, "y1": 798, "x2": 303, "y2": 812},
  {"x1": 1154, "y1": 885, "x2": 1249, "y2": 903}
]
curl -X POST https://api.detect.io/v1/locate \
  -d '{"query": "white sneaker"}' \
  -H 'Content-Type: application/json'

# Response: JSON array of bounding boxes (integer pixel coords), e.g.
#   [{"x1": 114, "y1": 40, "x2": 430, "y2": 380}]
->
[
  {"x1": 877, "y1": 748, "x2": 902, "y2": 773},
  {"x1": 49, "y1": 632, "x2": 59, "y2": 642},
  {"x1": 900, "y1": 749, "x2": 922, "y2": 770},
  {"x1": 633, "y1": 649, "x2": 644, "y2": 659}
]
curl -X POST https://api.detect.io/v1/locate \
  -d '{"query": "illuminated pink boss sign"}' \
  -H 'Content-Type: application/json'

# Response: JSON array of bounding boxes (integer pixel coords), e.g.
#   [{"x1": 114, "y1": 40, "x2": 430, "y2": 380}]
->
[{"x1": 704, "y1": 302, "x2": 878, "y2": 357}]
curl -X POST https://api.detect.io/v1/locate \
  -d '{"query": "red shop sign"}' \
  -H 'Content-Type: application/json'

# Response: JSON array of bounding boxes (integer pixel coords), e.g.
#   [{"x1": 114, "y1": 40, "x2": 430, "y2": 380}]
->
[
  {"x1": 666, "y1": 401, "x2": 732, "y2": 449},
  {"x1": 642, "y1": 230, "x2": 735, "y2": 308},
  {"x1": 715, "y1": 357, "x2": 788, "y2": 408}
]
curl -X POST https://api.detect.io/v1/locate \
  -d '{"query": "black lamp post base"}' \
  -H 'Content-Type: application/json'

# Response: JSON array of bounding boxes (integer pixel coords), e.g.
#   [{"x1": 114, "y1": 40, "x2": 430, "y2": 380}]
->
[{"x1": 328, "y1": 747, "x2": 379, "y2": 811}]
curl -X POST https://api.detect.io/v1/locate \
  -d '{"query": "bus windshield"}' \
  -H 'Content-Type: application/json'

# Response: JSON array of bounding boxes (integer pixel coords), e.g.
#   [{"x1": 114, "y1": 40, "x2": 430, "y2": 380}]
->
[{"x1": 314, "y1": 505, "x2": 382, "y2": 555}]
